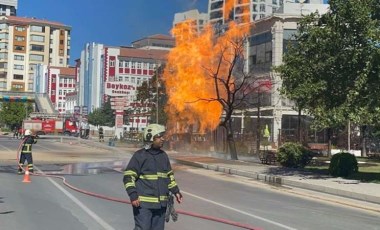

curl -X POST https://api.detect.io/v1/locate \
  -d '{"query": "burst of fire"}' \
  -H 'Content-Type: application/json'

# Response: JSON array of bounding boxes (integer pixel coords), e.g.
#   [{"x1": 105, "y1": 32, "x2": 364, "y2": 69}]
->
[{"x1": 163, "y1": 0, "x2": 251, "y2": 134}]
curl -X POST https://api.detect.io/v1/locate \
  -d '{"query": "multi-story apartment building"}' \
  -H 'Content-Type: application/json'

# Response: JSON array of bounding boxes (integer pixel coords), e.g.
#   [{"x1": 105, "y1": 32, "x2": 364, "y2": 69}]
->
[
  {"x1": 208, "y1": 0, "x2": 324, "y2": 25},
  {"x1": 0, "y1": 16, "x2": 71, "y2": 92},
  {"x1": 0, "y1": 0, "x2": 17, "y2": 16},
  {"x1": 34, "y1": 65, "x2": 76, "y2": 114},
  {"x1": 242, "y1": 1, "x2": 328, "y2": 145},
  {"x1": 173, "y1": 9, "x2": 209, "y2": 35},
  {"x1": 131, "y1": 34, "x2": 175, "y2": 50},
  {"x1": 78, "y1": 34, "x2": 173, "y2": 136}
]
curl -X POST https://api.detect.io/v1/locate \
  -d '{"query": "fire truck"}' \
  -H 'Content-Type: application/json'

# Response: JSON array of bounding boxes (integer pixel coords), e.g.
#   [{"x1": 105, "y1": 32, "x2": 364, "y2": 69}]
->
[{"x1": 23, "y1": 113, "x2": 79, "y2": 136}]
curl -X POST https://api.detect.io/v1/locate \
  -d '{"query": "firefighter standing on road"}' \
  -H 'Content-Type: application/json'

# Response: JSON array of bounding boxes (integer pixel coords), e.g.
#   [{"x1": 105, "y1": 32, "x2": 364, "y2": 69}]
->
[
  {"x1": 18, "y1": 129, "x2": 37, "y2": 174},
  {"x1": 98, "y1": 126, "x2": 104, "y2": 142},
  {"x1": 123, "y1": 124, "x2": 183, "y2": 230}
]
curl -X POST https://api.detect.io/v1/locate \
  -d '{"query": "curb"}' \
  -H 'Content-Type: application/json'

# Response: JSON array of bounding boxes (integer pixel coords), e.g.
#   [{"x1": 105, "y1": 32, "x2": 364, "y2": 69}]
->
[{"x1": 173, "y1": 158, "x2": 380, "y2": 205}]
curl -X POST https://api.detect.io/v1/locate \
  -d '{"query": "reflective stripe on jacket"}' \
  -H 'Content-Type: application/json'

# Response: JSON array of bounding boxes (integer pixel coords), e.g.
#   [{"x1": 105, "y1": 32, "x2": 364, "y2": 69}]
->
[
  {"x1": 123, "y1": 147, "x2": 180, "y2": 209},
  {"x1": 21, "y1": 136, "x2": 37, "y2": 153}
]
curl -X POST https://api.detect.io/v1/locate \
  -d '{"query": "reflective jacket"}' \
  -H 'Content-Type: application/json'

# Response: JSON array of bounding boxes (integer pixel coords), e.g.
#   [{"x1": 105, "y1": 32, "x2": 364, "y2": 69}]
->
[
  {"x1": 123, "y1": 147, "x2": 180, "y2": 209},
  {"x1": 21, "y1": 136, "x2": 37, "y2": 154}
]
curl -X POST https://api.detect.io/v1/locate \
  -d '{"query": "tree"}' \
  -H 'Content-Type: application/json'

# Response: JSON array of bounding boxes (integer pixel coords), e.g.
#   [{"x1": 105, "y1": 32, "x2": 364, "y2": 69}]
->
[
  {"x1": 87, "y1": 98, "x2": 115, "y2": 127},
  {"x1": 164, "y1": 20, "x2": 264, "y2": 160},
  {"x1": 135, "y1": 65, "x2": 167, "y2": 125},
  {"x1": 276, "y1": 0, "x2": 380, "y2": 156},
  {"x1": 0, "y1": 102, "x2": 33, "y2": 128}
]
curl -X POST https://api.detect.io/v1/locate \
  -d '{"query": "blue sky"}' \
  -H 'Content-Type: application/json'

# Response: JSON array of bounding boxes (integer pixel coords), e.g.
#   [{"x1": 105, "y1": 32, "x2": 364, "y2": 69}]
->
[
  {"x1": 18, "y1": 0, "x2": 328, "y2": 66},
  {"x1": 18, "y1": 0, "x2": 208, "y2": 65}
]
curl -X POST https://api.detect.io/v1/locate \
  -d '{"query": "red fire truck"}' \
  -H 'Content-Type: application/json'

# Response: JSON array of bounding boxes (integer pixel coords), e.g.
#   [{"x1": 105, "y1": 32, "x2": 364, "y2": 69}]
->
[{"x1": 23, "y1": 118, "x2": 79, "y2": 136}]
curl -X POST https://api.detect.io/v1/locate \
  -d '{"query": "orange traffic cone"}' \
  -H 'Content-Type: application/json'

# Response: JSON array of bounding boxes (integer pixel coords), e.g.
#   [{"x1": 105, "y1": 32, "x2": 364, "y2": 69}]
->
[{"x1": 22, "y1": 167, "x2": 31, "y2": 183}]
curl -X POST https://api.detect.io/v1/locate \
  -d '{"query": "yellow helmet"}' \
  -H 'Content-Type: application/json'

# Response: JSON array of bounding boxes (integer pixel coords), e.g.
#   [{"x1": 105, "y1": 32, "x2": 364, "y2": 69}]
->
[{"x1": 143, "y1": 124, "x2": 165, "y2": 142}]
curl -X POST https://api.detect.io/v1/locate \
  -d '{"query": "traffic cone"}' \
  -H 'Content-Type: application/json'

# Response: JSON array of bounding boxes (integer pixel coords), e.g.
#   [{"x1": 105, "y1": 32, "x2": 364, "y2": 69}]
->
[{"x1": 22, "y1": 167, "x2": 31, "y2": 183}]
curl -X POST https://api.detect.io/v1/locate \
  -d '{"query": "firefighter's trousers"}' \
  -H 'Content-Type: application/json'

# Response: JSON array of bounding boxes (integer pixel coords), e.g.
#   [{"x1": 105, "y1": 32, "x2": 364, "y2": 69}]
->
[
  {"x1": 132, "y1": 206, "x2": 166, "y2": 230},
  {"x1": 19, "y1": 152, "x2": 33, "y2": 172}
]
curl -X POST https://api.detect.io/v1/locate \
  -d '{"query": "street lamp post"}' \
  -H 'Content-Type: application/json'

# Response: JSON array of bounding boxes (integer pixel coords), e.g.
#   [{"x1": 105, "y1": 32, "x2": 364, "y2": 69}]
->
[{"x1": 156, "y1": 78, "x2": 159, "y2": 124}]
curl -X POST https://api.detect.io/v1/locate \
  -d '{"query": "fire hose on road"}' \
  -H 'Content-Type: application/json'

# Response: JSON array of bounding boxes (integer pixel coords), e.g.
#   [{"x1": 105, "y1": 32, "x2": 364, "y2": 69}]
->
[{"x1": 16, "y1": 139, "x2": 262, "y2": 230}]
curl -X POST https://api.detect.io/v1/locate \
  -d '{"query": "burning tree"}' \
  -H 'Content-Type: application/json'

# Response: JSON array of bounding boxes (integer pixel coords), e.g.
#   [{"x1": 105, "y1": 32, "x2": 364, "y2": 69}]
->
[{"x1": 163, "y1": 1, "x2": 264, "y2": 160}]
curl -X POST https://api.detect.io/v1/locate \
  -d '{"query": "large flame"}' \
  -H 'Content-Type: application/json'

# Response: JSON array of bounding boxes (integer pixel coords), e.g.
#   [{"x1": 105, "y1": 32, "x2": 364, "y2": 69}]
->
[{"x1": 163, "y1": 0, "x2": 250, "y2": 134}]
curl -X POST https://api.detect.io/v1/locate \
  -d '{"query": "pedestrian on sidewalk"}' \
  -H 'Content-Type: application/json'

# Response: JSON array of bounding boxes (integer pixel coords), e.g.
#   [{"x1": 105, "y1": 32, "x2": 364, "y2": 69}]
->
[
  {"x1": 18, "y1": 129, "x2": 37, "y2": 174},
  {"x1": 123, "y1": 124, "x2": 183, "y2": 230}
]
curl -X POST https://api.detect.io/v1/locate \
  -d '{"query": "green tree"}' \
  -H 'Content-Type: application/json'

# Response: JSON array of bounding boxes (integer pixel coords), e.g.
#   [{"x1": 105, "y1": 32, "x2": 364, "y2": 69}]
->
[
  {"x1": 135, "y1": 65, "x2": 167, "y2": 125},
  {"x1": 0, "y1": 102, "x2": 33, "y2": 128},
  {"x1": 87, "y1": 98, "x2": 115, "y2": 127},
  {"x1": 276, "y1": 0, "x2": 380, "y2": 156}
]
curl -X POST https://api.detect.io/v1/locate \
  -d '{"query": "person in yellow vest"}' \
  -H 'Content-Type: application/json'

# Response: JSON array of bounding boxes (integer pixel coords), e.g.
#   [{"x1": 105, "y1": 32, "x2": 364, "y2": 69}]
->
[
  {"x1": 18, "y1": 129, "x2": 37, "y2": 174},
  {"x1": 123, "y1": 124, "x2": 183, "y2": 230}
]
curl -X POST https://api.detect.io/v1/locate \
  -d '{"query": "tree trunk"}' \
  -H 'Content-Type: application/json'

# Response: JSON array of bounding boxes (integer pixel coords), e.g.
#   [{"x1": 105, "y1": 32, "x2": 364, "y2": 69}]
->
[
  {"x1": 360, "y1": 125, "x2": 367, "y2": 157},
  {"x1": 255, "y1": 93, "x2": 261, "y2": 155},
  {"x1": 298, "y1": 108, "x2": 302, "y2": 143},
  {"x1": 227, "y1": 133, "x2": 238, "y2": 160},
  {"x1": 327, "y1": 127, "x2": 332, "y2": 157}
]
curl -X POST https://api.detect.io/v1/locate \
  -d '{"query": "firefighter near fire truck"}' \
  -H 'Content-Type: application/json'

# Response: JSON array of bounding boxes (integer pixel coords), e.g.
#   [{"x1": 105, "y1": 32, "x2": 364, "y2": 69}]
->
[
  {"x1": 18, "y1": 129, "x2": 37, "y2": 174},
  {"x1": 123, "y1": 124, "x2": 183, "y2": 230}
]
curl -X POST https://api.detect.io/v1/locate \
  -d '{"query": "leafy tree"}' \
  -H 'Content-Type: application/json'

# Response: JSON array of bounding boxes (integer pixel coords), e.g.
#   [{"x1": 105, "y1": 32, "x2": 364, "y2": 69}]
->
[
  {"x1": 0, "y1": 102, "x2": 33, "y2": 128},
  {"x1": 135, "y1": 65, "x2": 167, "y2": 125},
  {"x1": 276, "y1": 0, "x2": 380, "y2": 156},
  {"x1": 87, "y1": 98, "x2": 115, "y2": 127}
]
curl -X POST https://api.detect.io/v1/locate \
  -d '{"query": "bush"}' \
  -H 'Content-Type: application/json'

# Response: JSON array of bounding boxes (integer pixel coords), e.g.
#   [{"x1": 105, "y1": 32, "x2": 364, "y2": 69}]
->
[
  {"x1": 277, "y1": 142, "x2": 314, "y2": 168},
  {"x1": 329, "y1": 152, "x2": 358, "y2": 177}
]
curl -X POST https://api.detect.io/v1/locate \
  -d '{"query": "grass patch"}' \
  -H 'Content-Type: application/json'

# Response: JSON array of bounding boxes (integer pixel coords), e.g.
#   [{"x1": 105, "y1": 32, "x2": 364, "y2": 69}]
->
[{"x1": 305, "y1": 157, "x2": 380, "y2": 183}]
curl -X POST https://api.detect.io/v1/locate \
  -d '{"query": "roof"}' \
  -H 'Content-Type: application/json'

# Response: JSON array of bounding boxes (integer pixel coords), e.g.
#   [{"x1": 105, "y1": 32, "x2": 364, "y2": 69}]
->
[
  {"x1": 5, "y1": 16, "x2": 70, "y2": 28},
  {"x1": 132, "y1": 34, "x2": 174, "y2": 43},
  {"x1": 119, "y1": 47, "x2": 169, "y2": 61},
  {"x1": 49, "y1": 66, "x2": 76, "y2": 76}
]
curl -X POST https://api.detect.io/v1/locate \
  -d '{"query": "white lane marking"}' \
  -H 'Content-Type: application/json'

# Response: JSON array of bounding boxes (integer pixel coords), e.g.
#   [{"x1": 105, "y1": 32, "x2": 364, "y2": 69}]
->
[
  {"x1": 0, "y1": 143, "x2": 13, "y2": 152},
  {"x1": 36, "y1": 144, "x2": 56, "y2": 151},
  {"x1": 35, "y1": 167, "x2": 116, "y2": 230},
  {"x1": 183, "y1": 191, "x2": 298, "y2": 230}
]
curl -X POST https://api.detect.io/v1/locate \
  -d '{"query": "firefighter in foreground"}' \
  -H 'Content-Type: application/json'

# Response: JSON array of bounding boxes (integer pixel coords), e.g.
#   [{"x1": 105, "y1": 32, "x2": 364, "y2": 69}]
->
[
  {"x1": 18, "y1": 129, "x2": 37, "y2": 174},
  {"x1": 123, "y1": 124, "x2": 183, "y2": 230}
]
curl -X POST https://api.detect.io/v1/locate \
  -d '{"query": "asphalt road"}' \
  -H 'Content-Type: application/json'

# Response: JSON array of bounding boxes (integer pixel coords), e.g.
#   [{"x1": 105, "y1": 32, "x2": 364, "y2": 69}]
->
[{"x1": 1, "y1": 136, "x2": 380, "y2": 230}]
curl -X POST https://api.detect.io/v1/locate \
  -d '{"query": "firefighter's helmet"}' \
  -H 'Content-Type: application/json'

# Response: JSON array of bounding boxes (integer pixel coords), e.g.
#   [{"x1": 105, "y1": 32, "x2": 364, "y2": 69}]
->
[
  {"x1": 143, "y1": 124, "x2": 165, "y2": 142},
  {"x1": 25, "y1": 129, "x2": 32, "y2": 136}
]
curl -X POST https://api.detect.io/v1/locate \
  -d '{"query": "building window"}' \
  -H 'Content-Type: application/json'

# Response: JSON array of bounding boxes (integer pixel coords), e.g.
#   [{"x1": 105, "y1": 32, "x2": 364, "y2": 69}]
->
[
  {"x1": 14, "y1": 64, "x2": 24, "y2": 70},
  {"x1": 28, "y1": 83, "x2": 33, "y2": 90},
  {"x1": 60, "y1": 40, "x2": 64, "y2": 45},
  {"x1": 59, "y1": 58, "x2": 63, "y2": 64},
  {"x1": 0, "y1": 62, "x2": 7, "y2": 68},
  {"x1": 110, "y1": 60, "x2": 115, "y2": 67},
  {"x1": 29, "y1": 64, "x2": 37, "y2": 71},
  {"x1": 0, "y1": 23, "x2": 8, "y2": 30},
  {"x1": 30, "y1": 35, "x2": 45, "y2": 42},
  {"x1": 30, "y1": 25, "x2": 45, "y2": 32},
  {"x1": 51, "y1": 90, "x2": 55, "y2": 95},
  {"x1": 29, "y1": 54, "x2": 44, "y2": 62},
  {"x1": 14, "y1": 45, "x2": 25, "y2": 51},
  {"x1": 59, "y1": 49, "x2": 64, "y2": 55},
  {"x1": 0, "y1": 42, "x2": 7, "y2": 49},
  {"x1": 15, "y1": 35, "x2": 25, "y2": 41},
  {"x1": 13, "y1": 74, "x2": 23, "y2": 80},
  {"x1": 30, "y1": 44, "x2": 44, "y2": 52},
  {"x1": 15, "y1": 26, "x2": 25, "y2": 32},
  {"x1": 14, "y1": 55, "x2": 24, "y2": 61}
]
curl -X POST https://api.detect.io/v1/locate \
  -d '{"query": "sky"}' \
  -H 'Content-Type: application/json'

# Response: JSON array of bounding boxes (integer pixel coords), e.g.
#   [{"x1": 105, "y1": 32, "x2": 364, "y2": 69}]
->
[
  {"x1": 18, "y1": 0, "x2": 328, "y2": 66},
  {"x1": 18, "y1": 0, "x2": 208, "y2": 65}
]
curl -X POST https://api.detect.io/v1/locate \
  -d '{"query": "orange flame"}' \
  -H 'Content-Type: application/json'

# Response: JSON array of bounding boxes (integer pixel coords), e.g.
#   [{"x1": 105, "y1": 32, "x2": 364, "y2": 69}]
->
[{"x1": 163, "y1": 1, "x2": 251, "y2": 134}]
